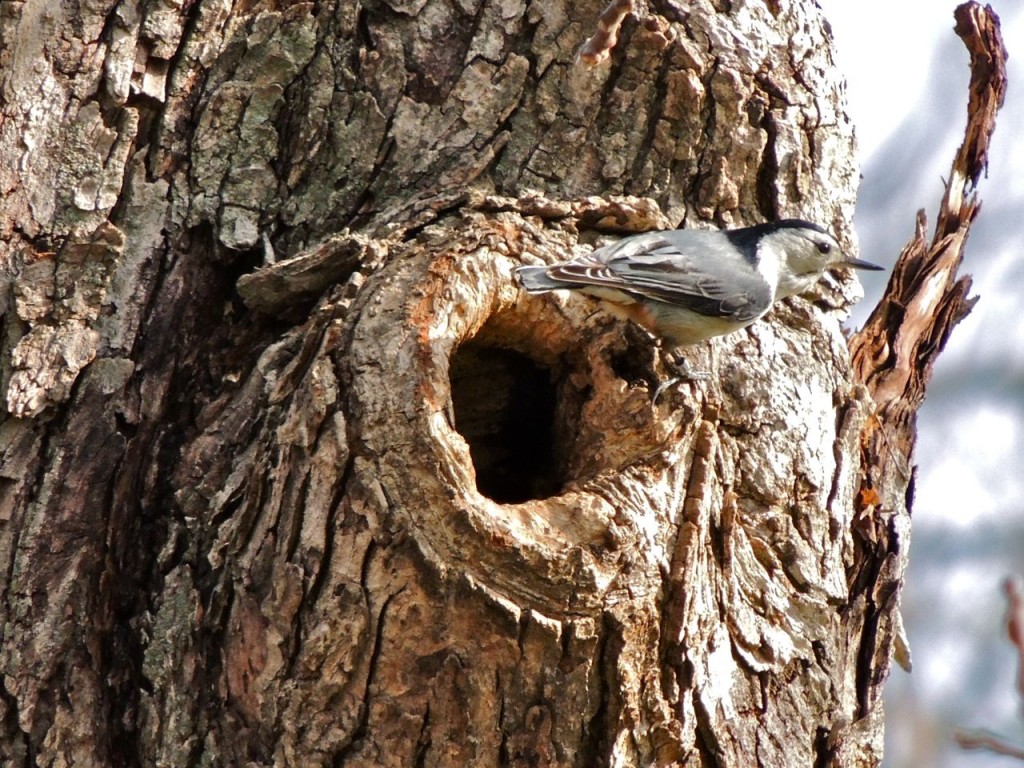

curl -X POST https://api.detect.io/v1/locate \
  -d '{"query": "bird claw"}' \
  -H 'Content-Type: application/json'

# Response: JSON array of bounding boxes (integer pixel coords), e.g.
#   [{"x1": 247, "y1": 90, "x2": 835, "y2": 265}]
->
[
  {"x1": 652, "y1": 353, "x2": 709, "y2": 403},
  {"x1": 652, "y1": 377, "x2": 681, "y2": 404}
]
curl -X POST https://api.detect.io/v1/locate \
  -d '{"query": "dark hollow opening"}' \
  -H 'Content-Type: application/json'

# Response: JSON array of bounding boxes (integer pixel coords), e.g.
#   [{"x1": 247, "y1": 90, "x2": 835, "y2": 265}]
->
[{"x1": 449, "y1": 340, "x2": 562, "y2": 503}]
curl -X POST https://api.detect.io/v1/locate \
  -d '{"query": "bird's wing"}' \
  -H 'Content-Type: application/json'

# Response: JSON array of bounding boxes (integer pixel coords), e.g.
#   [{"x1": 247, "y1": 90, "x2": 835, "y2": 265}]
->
[{"x1": 546, "y1": 233, "x2": 773, "y2": 322}]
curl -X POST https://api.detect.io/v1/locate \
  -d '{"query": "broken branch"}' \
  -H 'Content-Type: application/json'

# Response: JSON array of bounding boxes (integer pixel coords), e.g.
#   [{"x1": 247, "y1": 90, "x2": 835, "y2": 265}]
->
[{"x1": 579, "y1": 0, "x2": 634, "y2": 66}]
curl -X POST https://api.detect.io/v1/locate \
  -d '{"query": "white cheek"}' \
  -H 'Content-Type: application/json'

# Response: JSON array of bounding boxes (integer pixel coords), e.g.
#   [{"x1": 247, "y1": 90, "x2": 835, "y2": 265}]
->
[{"x1": 756, "y1": 246, "x2": 782, "y2": 294}]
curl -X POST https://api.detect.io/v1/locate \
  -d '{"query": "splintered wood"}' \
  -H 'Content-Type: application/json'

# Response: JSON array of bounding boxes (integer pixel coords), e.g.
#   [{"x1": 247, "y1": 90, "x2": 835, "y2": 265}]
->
[
  {"x1": 843, "y1": 0, "x2": 1008, "y2": 726},
  {"x1": 850, "y1": 3, "x2": 1007, "y2": 434}
]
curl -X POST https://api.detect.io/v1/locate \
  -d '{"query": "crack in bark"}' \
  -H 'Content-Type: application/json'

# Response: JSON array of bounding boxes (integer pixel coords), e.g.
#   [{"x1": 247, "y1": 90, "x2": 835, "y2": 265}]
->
[
  {"x1": 627, "y1": 39, "x2": 675, "y2": 196},
  {"x1": 692, "y1": 685, "x2": 720, "y2": 767},
  {"x1": 299, "y1": 452, "x2": 355, "y2": 615},
  {"x1": 580, "y1": 613, "x2": 613, "y2": 767},
  {"x1": 753, "y1": 81, "x2": 781, "y2": 222},
  {"x1": 332, "y1": 581, "x2": 402, "y2": 766},
  {"x1": 413, "y1": 700, "x2": 432, "y2": 768}
]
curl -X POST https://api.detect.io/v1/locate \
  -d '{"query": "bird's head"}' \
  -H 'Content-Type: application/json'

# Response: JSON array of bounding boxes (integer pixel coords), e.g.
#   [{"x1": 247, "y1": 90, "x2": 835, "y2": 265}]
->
[{"x1": 759, "y1": 219, "x2": 883, "y2": 298}]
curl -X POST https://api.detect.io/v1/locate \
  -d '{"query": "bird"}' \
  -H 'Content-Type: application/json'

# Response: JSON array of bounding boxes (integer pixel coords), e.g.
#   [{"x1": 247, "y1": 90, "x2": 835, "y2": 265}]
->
[{"x1": 515, "y1": 219, "x2": 882, "y2": 348}]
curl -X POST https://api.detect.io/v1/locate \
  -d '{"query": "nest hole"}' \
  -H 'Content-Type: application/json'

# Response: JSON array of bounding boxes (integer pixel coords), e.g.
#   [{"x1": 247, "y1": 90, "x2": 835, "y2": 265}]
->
[{"x1": 449, "y1": 338, "x2": 570, "y2": 504}]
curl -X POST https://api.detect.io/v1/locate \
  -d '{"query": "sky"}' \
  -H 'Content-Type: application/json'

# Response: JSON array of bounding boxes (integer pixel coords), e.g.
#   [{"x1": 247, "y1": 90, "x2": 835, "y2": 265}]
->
[{"x1": 816, "y1": 2, "x2": 1024, "y2": 766}]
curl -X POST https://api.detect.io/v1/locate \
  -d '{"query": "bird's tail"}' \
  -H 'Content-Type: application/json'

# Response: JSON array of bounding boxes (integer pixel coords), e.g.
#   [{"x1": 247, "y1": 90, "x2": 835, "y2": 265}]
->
[{"x1": 515, "y1": 265, "x2": 563, "y2": 293}]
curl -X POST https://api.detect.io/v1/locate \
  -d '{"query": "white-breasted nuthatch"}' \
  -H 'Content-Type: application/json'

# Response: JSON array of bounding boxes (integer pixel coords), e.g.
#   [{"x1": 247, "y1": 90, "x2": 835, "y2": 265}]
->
[{"x1": 515, "y1": 219, "x2": 882, "y2": 347}]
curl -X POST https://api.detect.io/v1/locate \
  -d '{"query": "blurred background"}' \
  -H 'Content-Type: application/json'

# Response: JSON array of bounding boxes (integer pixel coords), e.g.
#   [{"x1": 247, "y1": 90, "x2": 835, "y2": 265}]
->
[{"x1": 816, "y1": 1, "x2": 1024, "y2": 766}]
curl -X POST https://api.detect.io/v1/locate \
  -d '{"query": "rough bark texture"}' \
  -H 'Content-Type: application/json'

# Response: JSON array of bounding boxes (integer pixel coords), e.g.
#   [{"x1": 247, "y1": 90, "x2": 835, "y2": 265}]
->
[{"x1": 0, "y1": 1, "x2": 1003, "y2": 766}]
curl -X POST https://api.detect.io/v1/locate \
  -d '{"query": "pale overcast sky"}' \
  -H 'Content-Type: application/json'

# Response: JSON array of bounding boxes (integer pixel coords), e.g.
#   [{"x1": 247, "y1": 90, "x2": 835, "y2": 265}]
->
[{"x1": 817, "y1": 2, "x2": 1024, "y2": 767}]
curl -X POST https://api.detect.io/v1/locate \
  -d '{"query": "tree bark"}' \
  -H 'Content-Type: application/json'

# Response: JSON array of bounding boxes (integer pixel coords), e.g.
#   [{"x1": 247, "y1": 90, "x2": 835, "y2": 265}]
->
[{"x1": 0, "y1": 1, "x2": 1004, "y2": 766}]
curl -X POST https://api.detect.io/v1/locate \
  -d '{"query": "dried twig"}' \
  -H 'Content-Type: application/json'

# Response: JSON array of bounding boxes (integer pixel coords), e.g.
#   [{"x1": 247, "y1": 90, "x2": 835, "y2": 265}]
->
[
  {"x1": 1005, "y1": 576, "x2": 1024, "y2": 701},
  {"x1": 579, "y1": 0, "x2": 634, "y2": 67},
  {"x1": 955, "y1": 729, "x2": 1024, "y2": 760},
  {"x1": 953, "y1": 576, "x2": 1024, "y2": 761}
]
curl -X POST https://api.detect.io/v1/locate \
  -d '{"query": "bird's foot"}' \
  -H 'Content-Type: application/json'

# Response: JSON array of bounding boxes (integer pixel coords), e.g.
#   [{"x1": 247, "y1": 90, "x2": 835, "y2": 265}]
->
[
  {"x1": 652, "y1": 352, "x2": 709, "y2": 403},
  {"x1": 667, "y1": 351, "x2": 711, "y2": 382}
]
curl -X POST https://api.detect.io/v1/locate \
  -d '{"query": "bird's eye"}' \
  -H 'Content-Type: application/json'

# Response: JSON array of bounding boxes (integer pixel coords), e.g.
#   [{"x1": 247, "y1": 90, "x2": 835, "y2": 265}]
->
[{"x1": 817, "y1": 242, "x2": 832, "y2": 255}]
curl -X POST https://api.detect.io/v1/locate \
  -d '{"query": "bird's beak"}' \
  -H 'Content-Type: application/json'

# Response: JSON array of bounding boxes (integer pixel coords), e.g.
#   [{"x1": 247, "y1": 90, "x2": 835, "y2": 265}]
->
[{"x1": 840, "y1": 256, "x2": 884, "y2": 271}]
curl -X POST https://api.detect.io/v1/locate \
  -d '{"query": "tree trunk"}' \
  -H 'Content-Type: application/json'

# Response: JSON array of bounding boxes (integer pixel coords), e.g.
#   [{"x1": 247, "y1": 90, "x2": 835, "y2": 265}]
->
[{"x1": 0, "y1": 1, "x2": 1004, "y2": 766}]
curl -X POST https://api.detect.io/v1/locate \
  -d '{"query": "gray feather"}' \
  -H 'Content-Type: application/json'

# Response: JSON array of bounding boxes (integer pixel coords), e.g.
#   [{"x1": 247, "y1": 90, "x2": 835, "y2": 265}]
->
[
  {"x1": 515, "y1": 230, "x2": 773, "y2": 322},
  {"x1": 516, "y1": 265, "x2": 566, "y2": 293}
]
